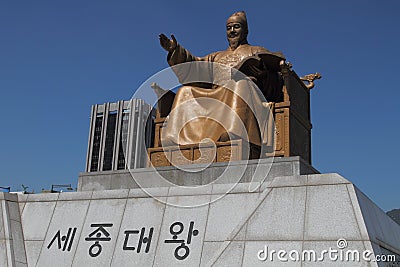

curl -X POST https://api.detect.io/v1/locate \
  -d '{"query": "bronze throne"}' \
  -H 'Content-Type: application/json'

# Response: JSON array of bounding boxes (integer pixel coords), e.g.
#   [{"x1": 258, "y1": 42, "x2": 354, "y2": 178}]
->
[{"x1": 147, "y1": 62, "x2": 317, "y2": 167}]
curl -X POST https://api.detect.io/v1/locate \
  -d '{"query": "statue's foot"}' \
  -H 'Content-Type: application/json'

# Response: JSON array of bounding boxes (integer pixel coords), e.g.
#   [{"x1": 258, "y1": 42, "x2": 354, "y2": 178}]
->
[
  {"x1": 218, "y1": 132, "x2": 240, "y2": 142},
  {"x1": 218, "y1": 132, "x2": 230, "y2": 142},
  {"x1": 160, "y1": 137, "x2": 176, "y2": 147}
]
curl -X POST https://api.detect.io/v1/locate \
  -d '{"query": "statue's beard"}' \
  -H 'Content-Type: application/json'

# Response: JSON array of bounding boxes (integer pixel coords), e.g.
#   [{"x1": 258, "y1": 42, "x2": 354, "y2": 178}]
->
[
  {"x1": 228, "y1": 36, "x2": 247, "y2": 50},
  {"x1": 229, "y1": 39, "x2": 240, "y2": 50}
]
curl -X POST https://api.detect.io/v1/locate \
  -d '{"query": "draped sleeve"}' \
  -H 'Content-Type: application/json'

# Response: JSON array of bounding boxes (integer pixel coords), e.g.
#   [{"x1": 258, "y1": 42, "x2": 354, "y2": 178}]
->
[{"x1": 166, "y1": 44, "x2": 216, "y2": 85}]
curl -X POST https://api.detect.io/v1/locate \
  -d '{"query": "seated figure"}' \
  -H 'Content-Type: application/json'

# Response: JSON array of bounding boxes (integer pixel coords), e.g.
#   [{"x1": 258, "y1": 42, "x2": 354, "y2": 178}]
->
[{"x1": 158, "y1": 11, "x2": 285, "y2": 149}]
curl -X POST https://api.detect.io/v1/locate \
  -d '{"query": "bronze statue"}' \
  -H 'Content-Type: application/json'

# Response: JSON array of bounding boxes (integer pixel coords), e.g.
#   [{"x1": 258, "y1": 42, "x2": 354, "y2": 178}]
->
[{"x1": 158, "y1": 11, "x2": 285, "y2": 147}]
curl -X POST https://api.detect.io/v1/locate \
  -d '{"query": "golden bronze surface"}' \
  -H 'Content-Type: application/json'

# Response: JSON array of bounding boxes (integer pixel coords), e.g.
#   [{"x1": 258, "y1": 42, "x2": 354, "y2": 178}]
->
[
  {"x1": 300, "y1": 73, "x2": 322, "y2": 89},
  {"x1": 157, "y1": 11, "x2": 283, "y2": 147},
  {"x1": 149, "y1": 11, "x2": 318, "y2": 167}
]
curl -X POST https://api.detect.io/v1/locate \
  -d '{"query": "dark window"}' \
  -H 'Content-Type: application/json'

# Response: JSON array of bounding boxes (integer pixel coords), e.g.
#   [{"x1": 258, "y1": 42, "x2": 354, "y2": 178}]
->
[
  {"x1": 117, "y1": 110, "x2": 130, "y2": 170},
  {"x1": 102, "y1": 112, "x2": 117, "y2": 171},
  {"x1": 90, "y1": 113, "x2": 103, "y2": 172}
]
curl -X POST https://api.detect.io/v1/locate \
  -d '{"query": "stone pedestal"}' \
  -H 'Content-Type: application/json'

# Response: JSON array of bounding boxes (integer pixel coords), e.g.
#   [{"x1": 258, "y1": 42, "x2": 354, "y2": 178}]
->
[
  {"x1": 78, "y1": 156, "x2": 318, "y2": 191},
  {"x1": 1, "y1": 161, "x2": 400, "y2": 266}
]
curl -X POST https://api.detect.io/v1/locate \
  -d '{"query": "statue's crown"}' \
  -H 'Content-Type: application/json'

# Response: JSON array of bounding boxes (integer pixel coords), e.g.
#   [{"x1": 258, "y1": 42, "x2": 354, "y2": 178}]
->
[{"x1": 226, "y1": 11, "x2": 248, "y2": 29}]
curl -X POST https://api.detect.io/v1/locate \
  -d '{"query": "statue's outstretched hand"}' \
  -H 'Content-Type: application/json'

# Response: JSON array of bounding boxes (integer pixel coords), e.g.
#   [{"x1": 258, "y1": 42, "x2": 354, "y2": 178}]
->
[{"x1": 159, "y1": 34, "x2": 177, "y2": 52}]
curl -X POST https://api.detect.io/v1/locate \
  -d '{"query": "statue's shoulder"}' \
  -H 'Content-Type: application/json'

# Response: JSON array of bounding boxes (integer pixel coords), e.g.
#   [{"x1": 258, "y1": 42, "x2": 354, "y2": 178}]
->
[
  {"x1": 207, "y1": 50, "x2": 229, "y2": 61},
  {"x1": 249, "y1": 45, "x2": 285, "y2": 58},
  {"x1": 235, "y1": 44, "x2": 269, "y2": 55},
  {"x1": 250, "y1": 45, "x2": 271, "y2": 53},
  {"x1": 238, "y1": 45, "x2": 285, "y2": 72}
]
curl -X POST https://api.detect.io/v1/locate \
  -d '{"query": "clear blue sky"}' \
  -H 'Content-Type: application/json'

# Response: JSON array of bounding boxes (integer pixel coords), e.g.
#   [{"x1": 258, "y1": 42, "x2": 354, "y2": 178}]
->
[{"x1": 0, "y1": 1, "x2": 399, "y2": 211}]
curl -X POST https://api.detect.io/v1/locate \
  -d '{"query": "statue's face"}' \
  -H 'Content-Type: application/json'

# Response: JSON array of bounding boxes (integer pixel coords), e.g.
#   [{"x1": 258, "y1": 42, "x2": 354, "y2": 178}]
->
[{"x1": 226, "y1": 21, "x2": 247, "y2": 48}]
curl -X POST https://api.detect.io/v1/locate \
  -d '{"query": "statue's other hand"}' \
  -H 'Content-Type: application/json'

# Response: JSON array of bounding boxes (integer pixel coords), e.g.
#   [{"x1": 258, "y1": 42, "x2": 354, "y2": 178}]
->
[{"x1": 159, "y1": 34, "x2": 177, "y2": 52}]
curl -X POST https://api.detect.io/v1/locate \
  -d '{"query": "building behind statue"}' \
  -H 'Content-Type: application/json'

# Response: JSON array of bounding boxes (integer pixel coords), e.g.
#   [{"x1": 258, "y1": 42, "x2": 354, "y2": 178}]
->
[{"x1": 85, "y1": 99, "x2": 153, "y2": 172}]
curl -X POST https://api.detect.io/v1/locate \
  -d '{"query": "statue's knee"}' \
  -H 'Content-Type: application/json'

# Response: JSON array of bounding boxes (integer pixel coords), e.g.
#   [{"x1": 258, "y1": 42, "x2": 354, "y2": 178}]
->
[
  {"x1": 176, "y1": 86, "x2": 191, "y2": 94},
  {"x1": 175, "y1": 86, "x2": 194, "y2": 99}
]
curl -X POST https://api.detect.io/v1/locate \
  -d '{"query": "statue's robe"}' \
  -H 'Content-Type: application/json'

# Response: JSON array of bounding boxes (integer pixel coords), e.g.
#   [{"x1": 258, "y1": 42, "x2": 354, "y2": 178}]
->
[{"x1": 161, "y1": 43, "x2": 284, "y2": 147}]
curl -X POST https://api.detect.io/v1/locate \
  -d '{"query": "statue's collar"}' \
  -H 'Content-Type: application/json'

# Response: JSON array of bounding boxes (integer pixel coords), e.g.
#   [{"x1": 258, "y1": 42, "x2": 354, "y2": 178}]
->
[{"x1": 227, "y1": 43, "x2": 250, "y2": 52}]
